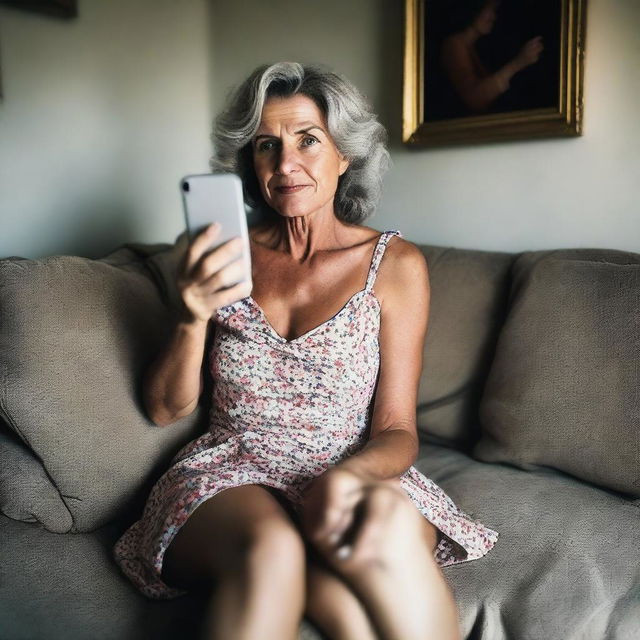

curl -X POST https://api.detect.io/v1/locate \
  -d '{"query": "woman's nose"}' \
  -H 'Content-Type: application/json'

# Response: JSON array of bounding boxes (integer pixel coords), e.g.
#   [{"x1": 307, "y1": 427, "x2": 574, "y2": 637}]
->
[{"x1": 275, "y1": 144, "x2": 299, "y2": 175}]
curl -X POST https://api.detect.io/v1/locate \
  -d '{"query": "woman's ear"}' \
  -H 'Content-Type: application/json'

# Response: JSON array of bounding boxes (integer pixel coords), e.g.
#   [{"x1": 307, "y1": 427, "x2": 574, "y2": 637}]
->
[{"x1": 338, "y1": 155, "x2": 349, "y2": 176}]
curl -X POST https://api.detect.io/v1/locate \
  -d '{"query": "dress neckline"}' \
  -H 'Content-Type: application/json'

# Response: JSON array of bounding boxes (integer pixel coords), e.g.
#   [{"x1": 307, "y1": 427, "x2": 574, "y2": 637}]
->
[
  {"x1": 247, "y1": 288, "x2": 377, "y2": 345},
  {"x1": 246, "y1": 230, "x2": 394, "y2": 345}
]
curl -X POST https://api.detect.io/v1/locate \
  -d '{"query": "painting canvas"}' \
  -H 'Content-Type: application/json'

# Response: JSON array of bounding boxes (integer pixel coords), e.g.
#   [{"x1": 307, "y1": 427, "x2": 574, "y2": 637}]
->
[{"x1": 403, "y1": 0, "x2": 586, "y2": 147}]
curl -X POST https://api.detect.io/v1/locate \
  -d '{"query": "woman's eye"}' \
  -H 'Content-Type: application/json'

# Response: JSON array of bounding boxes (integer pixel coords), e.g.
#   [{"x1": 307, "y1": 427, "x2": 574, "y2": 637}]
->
[
  {"x1": 257, "y1": 140, "x2": 277, "y2": 152},
  {"x1": 301, "y1": 136, "x2": 318, "y2": 147}
]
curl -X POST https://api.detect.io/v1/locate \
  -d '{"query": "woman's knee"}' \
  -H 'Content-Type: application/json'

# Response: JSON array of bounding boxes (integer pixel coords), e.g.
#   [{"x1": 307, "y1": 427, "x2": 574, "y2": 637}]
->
[
  {"x1": 161, "y1": 484, "x2": 304, "y2": 589},
  {"x1": 237, "y1": 511, "x2": 307, "y2": 578},
  {"x1": 338, "y1": 483, "x2": 438, "y2": 574}
]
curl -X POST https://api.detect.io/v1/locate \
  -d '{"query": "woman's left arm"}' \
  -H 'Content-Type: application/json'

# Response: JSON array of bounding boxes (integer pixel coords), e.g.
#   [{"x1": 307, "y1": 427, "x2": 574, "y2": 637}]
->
[
  {"x1": 300, "y1": 240, "x2": 430, "y2": 548},
  {"x1": 338, "y1": 239, "x2": 430, "y2": 481}
]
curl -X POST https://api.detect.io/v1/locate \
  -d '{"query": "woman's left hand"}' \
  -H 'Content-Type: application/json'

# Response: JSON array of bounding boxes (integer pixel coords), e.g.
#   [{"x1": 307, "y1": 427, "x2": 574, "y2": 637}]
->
[{"x1": 300, "y1": 465, "x2": 402, "y2": 561}]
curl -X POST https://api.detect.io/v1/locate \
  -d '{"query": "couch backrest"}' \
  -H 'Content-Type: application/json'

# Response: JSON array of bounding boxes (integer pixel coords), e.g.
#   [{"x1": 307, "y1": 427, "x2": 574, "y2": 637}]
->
[
  {"x1": 415, "y1": 245, "x2": 514, "y2": 452},
  {"x1": 3, "y1": 236, "x2": 637, "y2": 538}
]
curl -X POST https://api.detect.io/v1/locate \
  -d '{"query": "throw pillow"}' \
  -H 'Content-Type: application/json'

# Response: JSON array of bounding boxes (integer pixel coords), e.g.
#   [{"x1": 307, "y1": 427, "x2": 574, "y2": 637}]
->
[
  {"x1": 0, "y1": 240, "x2": 207, "y2": 532},
  {"x1": 474, "y1": 250, "x2": 640, "y2": 498}
]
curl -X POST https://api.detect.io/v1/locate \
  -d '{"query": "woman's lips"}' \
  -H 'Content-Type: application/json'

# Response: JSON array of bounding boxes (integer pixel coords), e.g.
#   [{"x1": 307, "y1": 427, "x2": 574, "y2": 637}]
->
[{"x1": 274, "y1": 185, "x2": 309, "y2": 194}]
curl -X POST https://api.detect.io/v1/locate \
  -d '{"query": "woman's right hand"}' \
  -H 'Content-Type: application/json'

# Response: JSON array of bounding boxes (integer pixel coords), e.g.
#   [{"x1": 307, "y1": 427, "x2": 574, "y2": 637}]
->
[
  {"x1": 515, "y1": 36, "x2": 544, "y2": 70},
  {"x1": 176, "y1": 223, "x2": 252, "y2": 324}
]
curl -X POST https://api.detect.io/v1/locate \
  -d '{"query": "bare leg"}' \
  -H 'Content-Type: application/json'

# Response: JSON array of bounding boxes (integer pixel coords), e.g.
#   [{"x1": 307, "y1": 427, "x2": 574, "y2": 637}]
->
[
  {"x1": 328, "y1": 485, "x2": 462, "y2": 640},
  {"x1": 160, "y1": 484, "x2": 306, "y2": 640},
  {"x1": 268, "y1": 486, "x2": 378, "y2": 640},
  {"x1": 203, "y1": 529, "x2": 304, "y2": 640},
  {"x1": 305, "y1": 550, "x2": 378, "y2": 640}
]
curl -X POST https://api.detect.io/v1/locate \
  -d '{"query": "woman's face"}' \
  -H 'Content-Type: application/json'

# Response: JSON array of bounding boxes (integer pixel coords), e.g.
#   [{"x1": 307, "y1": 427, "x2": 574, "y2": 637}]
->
[
  {"x1": 474, "y1": 0, "x2": 498, "y2": 35},
  {"x1": 252, "y1": 94, "x2": 349, "y2": 220}
]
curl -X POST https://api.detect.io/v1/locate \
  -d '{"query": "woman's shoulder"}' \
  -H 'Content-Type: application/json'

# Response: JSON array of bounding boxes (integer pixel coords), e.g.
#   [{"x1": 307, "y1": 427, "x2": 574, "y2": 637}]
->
[{"x1": 374, "y1": 233, "x2": 429, "y2": 298}]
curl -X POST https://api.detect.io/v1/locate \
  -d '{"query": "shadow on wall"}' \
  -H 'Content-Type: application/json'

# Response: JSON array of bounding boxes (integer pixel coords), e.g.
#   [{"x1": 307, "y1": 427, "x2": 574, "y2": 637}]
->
[
  {"x1": 5, "y1": 202, "x2": 140, "y2": 261},
  {"x1": 58, "y1": 202, "x2": 141, "y2": 259},
  {"x1": 375, "y1": 0, "x2": 404, "y2": 150}
]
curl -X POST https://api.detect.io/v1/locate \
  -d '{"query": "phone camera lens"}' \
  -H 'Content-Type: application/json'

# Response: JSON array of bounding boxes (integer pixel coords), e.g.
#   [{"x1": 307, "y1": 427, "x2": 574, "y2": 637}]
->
[{"x1": 182, "y1": 181, "x2": 190, "y2": 193}]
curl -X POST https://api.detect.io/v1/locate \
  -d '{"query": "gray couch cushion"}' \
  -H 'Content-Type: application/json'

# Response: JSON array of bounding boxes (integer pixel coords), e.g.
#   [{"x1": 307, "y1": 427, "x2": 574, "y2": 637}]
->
[
  {"x1": 416, "y1": 443, "x2": 640, "y2": 640},
  {"x1": 0, "y1": 514, "x2": 323, "y2": 640},
  {"x1": 474, "y1": 249, "x2": 640, "y2": 497},
  {"x1": 0, "y1": 421, "x2": 72, "y2": 533},
  {"x1": 0, "y1": 239, "x2": 207, "y2": 532},
  {"x1": 416, "y1": 246, "x2": 513, "y2": 451}
]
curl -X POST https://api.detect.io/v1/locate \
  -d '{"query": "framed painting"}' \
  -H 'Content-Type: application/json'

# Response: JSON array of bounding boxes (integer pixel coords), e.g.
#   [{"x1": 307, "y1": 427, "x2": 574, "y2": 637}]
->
[
  {"x1": 403, "y1": 0, "x2": 587, "y2": 147},
  {"x1": 0, "y1": 0, "x2": 77, "y2": 99},
  {"x1": 0, "y1": 0, "x2": 77, "y2": 18}
]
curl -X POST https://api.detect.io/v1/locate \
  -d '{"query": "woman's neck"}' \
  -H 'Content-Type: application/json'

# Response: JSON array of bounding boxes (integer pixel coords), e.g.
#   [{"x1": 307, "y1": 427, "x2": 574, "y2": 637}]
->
[
  {"x1": 459, "y1": 25, "x2": 482, "y2": 47},
  {"x1": 252, "y1": 211, "x2": 349, "y2": 263}
]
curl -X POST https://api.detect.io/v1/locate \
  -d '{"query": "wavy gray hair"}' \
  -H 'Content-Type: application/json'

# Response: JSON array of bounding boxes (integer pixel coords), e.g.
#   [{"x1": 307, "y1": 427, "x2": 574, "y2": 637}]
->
[{"x1": 210, "y1": 62, "x2": 390, "y2": 224}]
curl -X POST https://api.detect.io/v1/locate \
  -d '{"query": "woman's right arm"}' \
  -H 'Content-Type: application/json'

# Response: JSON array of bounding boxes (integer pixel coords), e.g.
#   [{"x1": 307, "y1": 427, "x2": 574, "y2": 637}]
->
[
  {"x1": 442, "y1": 35, "x2": 544, "y2": 113},
  {"x1": 143, "y1": 222, "x2": 252, "y2": 427},
  {"x1": 142, "y1": 314, "x2": 211, "y2": 427}
]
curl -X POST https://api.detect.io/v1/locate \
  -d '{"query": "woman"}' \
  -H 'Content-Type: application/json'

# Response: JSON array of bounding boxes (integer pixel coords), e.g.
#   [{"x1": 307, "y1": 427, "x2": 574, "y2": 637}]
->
[
  {"x1": 114, "y1": 62, "x2": 498, "y2": 640},
  {"x1": 441, "y1": 0, "x2": 544, "y2": 114}
]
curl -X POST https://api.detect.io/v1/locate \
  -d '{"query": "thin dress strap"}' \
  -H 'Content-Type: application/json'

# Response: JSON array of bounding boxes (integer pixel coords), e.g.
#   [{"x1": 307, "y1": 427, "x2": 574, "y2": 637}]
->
[{"x1": 365, "y1": 230, "x2": 403, "y2": 291}]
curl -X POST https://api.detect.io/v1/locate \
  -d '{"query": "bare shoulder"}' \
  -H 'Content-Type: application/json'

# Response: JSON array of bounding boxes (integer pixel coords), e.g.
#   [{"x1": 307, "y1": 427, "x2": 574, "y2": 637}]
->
[
  {"x1": 350, "y1": 223, "x2": 385, "y2": 245},
  {"x1": 373, "y1": 236, "x2": 430, "y2": 315},
  {"x1": 374, "y1": 236, "x2": 430, "y2": 306}
]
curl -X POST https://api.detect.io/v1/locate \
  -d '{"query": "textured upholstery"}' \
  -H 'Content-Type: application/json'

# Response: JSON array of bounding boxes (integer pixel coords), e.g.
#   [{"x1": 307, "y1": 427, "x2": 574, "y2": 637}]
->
[
  {"x1": 474, "y1": 249, "x2": 640, "y2": 497},
  {"x1": 417, "y1": 443, "x2": 640, "y2": 640},
  {"x1": 416, "y1": 246, "x2": 513, "y2": 452},
  {"x1": 0, "y1": 421, "x2": 73, "y2": 533},
  {"x1": 0, "y1": 242, "x2": 206, "y2": 532},
  {"x1": 0, "y1": 514, "x2": 323, "y2": 640}
]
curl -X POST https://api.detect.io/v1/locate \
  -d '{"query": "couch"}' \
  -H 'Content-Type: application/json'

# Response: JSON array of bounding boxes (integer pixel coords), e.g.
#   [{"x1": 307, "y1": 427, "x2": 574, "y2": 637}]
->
[{"x1": 1, "y1": 232, "x2": 638, "y2": 640}]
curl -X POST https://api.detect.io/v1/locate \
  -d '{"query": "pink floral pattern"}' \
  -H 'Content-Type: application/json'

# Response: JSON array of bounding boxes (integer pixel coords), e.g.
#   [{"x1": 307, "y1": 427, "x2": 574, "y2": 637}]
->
[{"x1": 113, "y1": 230, "x2": 499, "y2": 600}]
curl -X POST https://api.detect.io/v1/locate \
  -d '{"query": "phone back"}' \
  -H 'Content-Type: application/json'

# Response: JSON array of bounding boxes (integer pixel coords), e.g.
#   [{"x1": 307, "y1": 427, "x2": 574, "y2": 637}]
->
[{"x1": 180, "y1": 173, "x2": 252, "y2": 288}]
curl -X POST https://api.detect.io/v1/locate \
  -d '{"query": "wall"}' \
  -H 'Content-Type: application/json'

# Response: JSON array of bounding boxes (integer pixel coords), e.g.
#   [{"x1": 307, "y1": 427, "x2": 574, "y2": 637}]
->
[
  {"x1": 1, "y1": 0, "x2": 638, "y2": 258},
  {"x1": 211, "y1": 0, "x2": 640, "y2": 253},
  {"x1": 0, "y1": 0, "x2": 212, "y2": 259}
]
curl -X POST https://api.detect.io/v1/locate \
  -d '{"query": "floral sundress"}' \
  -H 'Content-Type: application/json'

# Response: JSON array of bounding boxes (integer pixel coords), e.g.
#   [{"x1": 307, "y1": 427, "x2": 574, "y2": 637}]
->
[{"x1": 113, "y1": 229, "x2": 499, "y2": 600}]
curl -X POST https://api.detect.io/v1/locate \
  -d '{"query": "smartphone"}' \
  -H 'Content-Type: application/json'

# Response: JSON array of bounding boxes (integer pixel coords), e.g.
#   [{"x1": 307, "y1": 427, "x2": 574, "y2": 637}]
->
[{"x1": 180, "y1": 173, "x2": 252, "y2": 290}]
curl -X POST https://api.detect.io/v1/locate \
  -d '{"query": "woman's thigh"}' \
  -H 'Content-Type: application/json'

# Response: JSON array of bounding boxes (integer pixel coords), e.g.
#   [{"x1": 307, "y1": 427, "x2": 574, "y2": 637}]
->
[
  {"x1": 264, "y1": 488, "x2": 380, "y2": 637},
  {"x1": 161, "y1": 483, "x2": 304, "y2": 591}
]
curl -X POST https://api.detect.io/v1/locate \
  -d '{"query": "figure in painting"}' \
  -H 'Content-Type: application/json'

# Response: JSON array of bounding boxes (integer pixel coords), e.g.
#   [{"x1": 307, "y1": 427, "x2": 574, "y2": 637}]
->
[{"x1": 441, "y1": 0, "x2": 544, "y2": 114}]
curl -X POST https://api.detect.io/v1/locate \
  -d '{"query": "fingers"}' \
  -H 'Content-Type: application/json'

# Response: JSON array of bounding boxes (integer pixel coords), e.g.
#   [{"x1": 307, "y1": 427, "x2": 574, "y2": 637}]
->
[
  {"x1": 175, "y1": 223, "x2": 252, "y2": 323},
  {"x1": 300, "y1": 468, "x2": 364, "y2": 548},
  {"x1": 200, "y1": 254, "x2": 248, "y2": 295},
  {"x1": 528, "y1": 36, "x2": 544, "y2": 55},
  {"x1": 334, "y1": 486, "x2": 396, "y2": 563},
  {"x1": 186, "y1": 233, "x2": 245, "y2": 286},
  {"x1": 184, "y1": 223, "x2": 221, "y2": 274},
  {"x1": 205, "y1": 278, "x2": 252, "y2": 310},
  {"x1": 316, "y1": 487, "x2": 363, "y2": 546},
  {"x1": 332, "y1": 483, "x2": 409, "y2": 568}
]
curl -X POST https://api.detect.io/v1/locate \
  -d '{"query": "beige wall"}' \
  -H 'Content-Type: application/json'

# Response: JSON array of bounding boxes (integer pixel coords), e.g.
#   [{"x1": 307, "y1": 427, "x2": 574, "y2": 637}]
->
[
  {"x1": 0, "y1": 0, "x2": 213, "y2": 259},
  {"x1": 211, "y1": 0, "x2": 640, "y2": 253},
  {"x1": 1, "y1": 0, "x2": 638, "y2": 258}
]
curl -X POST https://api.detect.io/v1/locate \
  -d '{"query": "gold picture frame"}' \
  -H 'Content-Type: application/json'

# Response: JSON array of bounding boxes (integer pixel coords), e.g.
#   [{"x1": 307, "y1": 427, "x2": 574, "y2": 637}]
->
[
  {"x1": 403, "y1": 0, "x2": 587, "y2": 147},
  {"x1": 0, "y1": 0, "x2": 77, "y2": 18}
]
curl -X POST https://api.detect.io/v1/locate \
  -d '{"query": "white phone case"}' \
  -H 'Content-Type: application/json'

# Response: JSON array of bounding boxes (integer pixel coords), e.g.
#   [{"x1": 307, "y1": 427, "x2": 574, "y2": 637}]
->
[{"x1": 180, "y1": 173, "x2": 252, "y2": 289}]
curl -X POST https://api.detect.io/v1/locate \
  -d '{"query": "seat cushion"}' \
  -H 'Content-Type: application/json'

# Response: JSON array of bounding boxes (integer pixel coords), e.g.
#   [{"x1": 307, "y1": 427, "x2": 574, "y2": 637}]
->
[
  {"x1": 473, "y1": 248, "x2": 640, "y2": 497},
  {"x1": 416, "y1": 443, "x2": 640, "y2": 640},
  {"x1": 3, "y1": 447, "x2": 638, "y2": 640},
  {"x1": 416, "y1": 245, "x2": 513, "y2": 451},
  {"x1": 0, "y1": 514, "x2": 322, "y2": 640},
  {"x1": 0, "y1": 238, "x2": 207, "y2": 532}
]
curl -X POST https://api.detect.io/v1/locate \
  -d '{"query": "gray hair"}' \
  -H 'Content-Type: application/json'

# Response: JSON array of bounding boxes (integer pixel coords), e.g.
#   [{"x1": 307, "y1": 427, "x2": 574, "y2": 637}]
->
[{"x1": 210, "y1": 62, "x2": 390, "y2": 224}]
